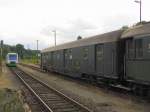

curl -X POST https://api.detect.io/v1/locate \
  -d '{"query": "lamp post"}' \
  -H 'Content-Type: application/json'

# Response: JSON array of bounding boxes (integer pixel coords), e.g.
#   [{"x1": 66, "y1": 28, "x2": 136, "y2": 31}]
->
[
  {"x1": 52, "y1": 30, "x2": 56, "y2": 46},
  {"x1": 135, "y1": 0, "x2": 142, "y2": 23}
]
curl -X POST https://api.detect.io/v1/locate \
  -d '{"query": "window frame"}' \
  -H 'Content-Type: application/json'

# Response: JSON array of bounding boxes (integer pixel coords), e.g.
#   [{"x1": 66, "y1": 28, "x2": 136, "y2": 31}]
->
[
  {"x1": 135, "y1": 39, "x2": 143, "y2": 59},
  {"x1": 83, "y1": 47, "x2": 89, "y2": 60},
  {"x1": 96, "y1": 44, "x2": 104, "y2": 61},
  {"x1": 126, "y1": 38, "x2": 135, "y2": 59}
]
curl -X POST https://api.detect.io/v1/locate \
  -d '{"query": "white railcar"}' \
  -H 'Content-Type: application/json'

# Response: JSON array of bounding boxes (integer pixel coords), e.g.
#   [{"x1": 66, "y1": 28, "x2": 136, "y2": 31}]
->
[{"x1": 6, "y1": 53, "x2": 18, "y2": 67}]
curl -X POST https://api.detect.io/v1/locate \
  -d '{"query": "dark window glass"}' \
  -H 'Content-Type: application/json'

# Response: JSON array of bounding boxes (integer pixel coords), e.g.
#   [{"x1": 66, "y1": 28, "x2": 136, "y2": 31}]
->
[
  {"x1": 96, "y1": 45, "x2": 103, "y2": 61},
  {"x1": 83, "y1": 48, "x2": 89, "y2": 60},
  {"x1": 64, "y1": 49, "x2": 72, "y2": 60},
  {"x1": 69, "y1": 49, "x2": 72, "y2": 60},
  {"x1": 64, "y1": 50, "x2": 67, "y2": 58},
  {"x1": 127, "y1": 39, "x2": 135, "y2": 59},
  {"x1": 74, "y1": 60, "x2": 80, "y2": 70},
  {"x1": 146, "y1": 39, "x2": 150, "y2": 58},
  {"x1": 135, "y1": 39, "x2": 143, "y2": 58},
  {"x1": 57, "y1": 53, "x2": 60, "y2": 60}
]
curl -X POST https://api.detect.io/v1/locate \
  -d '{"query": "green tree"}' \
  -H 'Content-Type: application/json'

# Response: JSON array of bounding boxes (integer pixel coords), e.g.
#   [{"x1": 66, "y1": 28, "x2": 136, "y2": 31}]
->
[
  {"x1": 16, "y1": 44, "x2": 25, "y2": 59},
  {"x1": 121, "y1": 25, "x2": 129, "y2": 30}
]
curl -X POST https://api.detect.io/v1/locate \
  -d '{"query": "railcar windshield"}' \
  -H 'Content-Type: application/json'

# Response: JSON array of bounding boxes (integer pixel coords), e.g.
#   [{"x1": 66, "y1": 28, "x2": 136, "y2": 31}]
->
[{"x1": 9, "y1": 54, "x2": 17, "y2": 60}]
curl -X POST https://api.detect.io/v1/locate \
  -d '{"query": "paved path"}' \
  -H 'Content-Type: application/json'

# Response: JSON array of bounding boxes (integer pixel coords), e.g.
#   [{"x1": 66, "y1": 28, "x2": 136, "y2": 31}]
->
[{"x1": 0, "y1": 63, "x2": 21, "y2": 89}]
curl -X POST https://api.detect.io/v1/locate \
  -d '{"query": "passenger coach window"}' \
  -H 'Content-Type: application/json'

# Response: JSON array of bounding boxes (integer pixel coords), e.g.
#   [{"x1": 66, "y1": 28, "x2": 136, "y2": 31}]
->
[
  {"x1": 127, "y1": 39, "x2": 135, "y2": 59},
  {"x1": 64, "y1": 50, "x2": 68, "y2": 58},
  {"x1": 69, "y1": 49, "x2": 72, "y2": 60},
  {"x1": 96, "y1": 45, "x2": 103, "y2": 61},
  {"x1": 83, "y1": 48, "x2": 89, "y2": 60},
  {"x1": 57, "y1": 53, "x2": 60, "y2": 60},
  {"x1": 135, "y1": 39, "x2": 143, "y2": 58},
  {"x1": 74, "y1": 60, "x2": 80, "y2": 70},
  {"x1": 46, "y1": 54, "x2": 48, "y2": 59}
]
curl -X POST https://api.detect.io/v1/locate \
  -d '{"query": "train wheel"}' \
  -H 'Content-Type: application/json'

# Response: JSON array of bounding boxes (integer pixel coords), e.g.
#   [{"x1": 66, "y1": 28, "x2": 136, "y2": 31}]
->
[
  {"x1": 147, "y1": 88, "x2": 150, "y2": 99},
  {"x1": 132, "y1": 84, "x2": 141, "y2": 96},
  {"x1": 90, "y1": 76, "x2": 97, "y2": 85},
  {"x1": 132, "y1": 84, "x2": 149, "y2": 97}
]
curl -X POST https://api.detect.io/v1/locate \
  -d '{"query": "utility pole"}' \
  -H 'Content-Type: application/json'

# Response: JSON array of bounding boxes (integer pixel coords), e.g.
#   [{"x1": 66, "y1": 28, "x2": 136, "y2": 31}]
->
[
  {"x1": 52, "y1": 30, "x2": 56, "y2": 46},
  {"x1": 135, "y1": 0, "x2": 142, "y2": 23},
  {"x1": 0, "y1": 40, "x2": 3, "y2": 74},
  {"x1": 140, "y1": 0, "x2": 142, "y2": 23},
  {"x1": 37, "y1": 40, "x2": 39, "y2": 64}
]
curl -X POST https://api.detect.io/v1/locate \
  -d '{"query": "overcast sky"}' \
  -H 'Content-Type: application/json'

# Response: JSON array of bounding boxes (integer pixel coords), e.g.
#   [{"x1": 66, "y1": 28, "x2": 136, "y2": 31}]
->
[{"x1": 0, "y1": 0, "x2": 149, "y2": 50}]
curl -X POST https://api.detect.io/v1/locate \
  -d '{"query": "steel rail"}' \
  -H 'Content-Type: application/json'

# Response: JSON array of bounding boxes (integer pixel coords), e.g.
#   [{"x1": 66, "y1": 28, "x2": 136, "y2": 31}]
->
[
  {"x1": 13, "y1": 68, "x2": 53, "y2": 112},
  {"x1": 12, "y1": 67, "x2": 92, "y2": 112}
]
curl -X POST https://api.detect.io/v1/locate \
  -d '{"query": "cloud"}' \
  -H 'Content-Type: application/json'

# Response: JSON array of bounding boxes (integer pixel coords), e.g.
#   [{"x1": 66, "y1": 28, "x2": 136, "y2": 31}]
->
[
  {"x1": 101, "y1": 14, "x2": 137, "y2": 32},
  {"x1": 0, "y1": 0, "x2": 23, "y2": 6},
  {"x1": 41, "y1": 19, "x2": 98, "y2": 44},
  {"x1": 42, "y1": 19, "x2": 97, "y2": 34},
  {"x1": 0, "y1": 0, "x2": 150, "y2": 50}
]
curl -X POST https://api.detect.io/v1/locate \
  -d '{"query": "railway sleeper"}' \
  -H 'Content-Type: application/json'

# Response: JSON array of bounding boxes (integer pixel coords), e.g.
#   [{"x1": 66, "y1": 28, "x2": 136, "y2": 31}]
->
[
  {"x1": 40, "y1": 94, "x2": 59, "y2": 98},
  {"x1": 33, "y1": 89, "x2": 51, "y2": 94},
  {"x1": 53, "y1": 107, "x2": 80, "y2": 112},
  {"x1": 50, "y1": 104, "x2": 76, "y2": 109},
  {"x1": 45, "y1": 100, "x2": 66, "y2": 104},
  {"x1": 44, "y1": 98, "x2": 64, "y2": 102}
]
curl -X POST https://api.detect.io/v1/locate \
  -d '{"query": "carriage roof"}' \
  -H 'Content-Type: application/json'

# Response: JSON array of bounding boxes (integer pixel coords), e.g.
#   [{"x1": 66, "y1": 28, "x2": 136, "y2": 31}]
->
[
  {"x1": 121, "y1": 22, "x2": 150, "y2": 39},
  {"x1": 41, "y1": 30, "x2": 123, "y2": 53}
]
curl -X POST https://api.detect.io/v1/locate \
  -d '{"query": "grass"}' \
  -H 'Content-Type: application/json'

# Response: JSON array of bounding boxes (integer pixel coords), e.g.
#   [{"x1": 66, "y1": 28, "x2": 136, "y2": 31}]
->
[
  {"x1": 0, "y1": 57, "x2": 2, "y2": 74},
  {"x1": 0, "y1": 88, "x2": 24, "y2": 112},
  {"x1": 21, "y1": 58, "x2": 40, "y2": 65}
]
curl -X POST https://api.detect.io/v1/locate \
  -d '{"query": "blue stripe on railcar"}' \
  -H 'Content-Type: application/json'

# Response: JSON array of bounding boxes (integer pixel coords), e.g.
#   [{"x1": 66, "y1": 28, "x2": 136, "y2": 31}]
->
[{"x1": 9, "y1": 55, "x2": 17, "y2": 60}]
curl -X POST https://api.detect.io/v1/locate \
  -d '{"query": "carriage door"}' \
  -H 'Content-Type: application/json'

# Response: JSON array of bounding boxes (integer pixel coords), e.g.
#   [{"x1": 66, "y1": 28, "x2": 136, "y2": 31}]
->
[
  {"x1": 96, "y1": 44, "x2": 104, "y2": 75},
  {"x1": 64, "y1": 49, "x2": 68, "y2": 69}
]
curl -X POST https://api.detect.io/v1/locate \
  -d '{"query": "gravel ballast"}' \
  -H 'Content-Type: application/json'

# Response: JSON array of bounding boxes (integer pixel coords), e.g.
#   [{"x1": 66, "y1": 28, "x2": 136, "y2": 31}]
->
[{"x1": 18, "y1": 65, "x2": 150, "y2": 112}]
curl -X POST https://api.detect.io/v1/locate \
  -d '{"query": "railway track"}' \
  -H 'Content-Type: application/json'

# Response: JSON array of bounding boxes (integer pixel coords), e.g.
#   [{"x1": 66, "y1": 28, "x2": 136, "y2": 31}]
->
[
  {"x1": 19, "y1": 63, "x2": 42, "y2": 72},
  {"x1": 11, "y1": 67, "x2": 92, "y2": 112},
  {"x1": 19, "y1": 63, "x2": 131, "y2": 92},
  {"x1": 19, "y1": 63, "x2": 150, "y2": 101}
]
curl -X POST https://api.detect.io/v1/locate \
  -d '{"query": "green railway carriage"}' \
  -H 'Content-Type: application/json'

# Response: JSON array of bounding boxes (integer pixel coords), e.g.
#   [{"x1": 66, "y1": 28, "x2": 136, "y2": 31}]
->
[
  {"x1": 41, "y1": 22, "x2": 150, "y2": 96},
  {"x1": 41, "y1": 30, "x2": 123, "y2": 83},
  {"x1": 121, "y1": 23, "x2": 150, "y2": 93}
]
